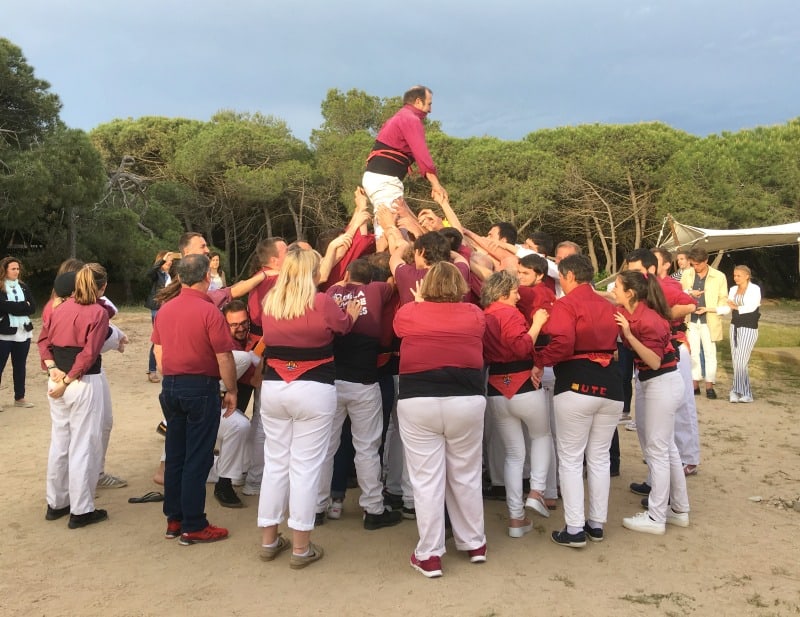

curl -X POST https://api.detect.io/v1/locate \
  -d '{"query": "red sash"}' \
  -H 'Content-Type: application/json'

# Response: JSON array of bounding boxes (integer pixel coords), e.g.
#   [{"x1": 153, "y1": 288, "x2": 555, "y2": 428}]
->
[
  {"x1": 487, "y1": 371, "x2": 531, "y2": 399},
  {"x1": 570, "y1": 352, "x2": 613, "y2": 367},
  {"x1": 266, "y1": 357, "x2": 333, "y2": 383}
]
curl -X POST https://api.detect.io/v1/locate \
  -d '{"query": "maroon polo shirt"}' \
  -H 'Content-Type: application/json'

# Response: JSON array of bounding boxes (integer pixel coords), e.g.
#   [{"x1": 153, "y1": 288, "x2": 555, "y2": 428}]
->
[
  {"x1": 394, "y1": 301, "x2": 485, "y2": 374},
  {"x1": 152, "y1": 287, "x2": 235, "y2": 377}
]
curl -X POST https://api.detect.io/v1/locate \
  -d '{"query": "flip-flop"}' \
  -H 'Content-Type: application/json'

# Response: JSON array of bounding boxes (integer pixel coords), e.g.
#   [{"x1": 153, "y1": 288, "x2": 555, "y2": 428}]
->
[{"x1": 128, "y1": 491, "x2": 165, "y2": 504}]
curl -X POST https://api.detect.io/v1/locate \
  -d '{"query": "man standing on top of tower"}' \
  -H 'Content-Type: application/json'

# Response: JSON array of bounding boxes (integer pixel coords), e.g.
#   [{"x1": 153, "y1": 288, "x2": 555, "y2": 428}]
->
[{"x1": 362, "y1": 85, "x2": 447, "y2": 233}]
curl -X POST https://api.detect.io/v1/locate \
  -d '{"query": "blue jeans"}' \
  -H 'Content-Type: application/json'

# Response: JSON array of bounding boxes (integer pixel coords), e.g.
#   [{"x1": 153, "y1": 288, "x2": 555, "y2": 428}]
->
[
  {"x1": 0, "y1": 338, "x2": 31, "y2": 400},
  {"x1": 159, "y1": 375, "x2": 220, "y2": 532}
]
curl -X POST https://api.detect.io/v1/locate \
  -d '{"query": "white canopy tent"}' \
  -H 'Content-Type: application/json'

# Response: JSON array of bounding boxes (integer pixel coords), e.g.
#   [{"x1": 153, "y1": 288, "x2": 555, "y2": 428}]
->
[{"x1": 657, "y1": 215, "x2": 800, "y2": 254}]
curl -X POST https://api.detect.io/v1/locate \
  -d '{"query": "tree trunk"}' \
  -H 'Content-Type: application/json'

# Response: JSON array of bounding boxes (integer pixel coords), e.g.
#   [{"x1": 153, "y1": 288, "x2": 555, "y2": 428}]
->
[{"x1": 69, "y1": 207, "x2": 77, "y2": 258}]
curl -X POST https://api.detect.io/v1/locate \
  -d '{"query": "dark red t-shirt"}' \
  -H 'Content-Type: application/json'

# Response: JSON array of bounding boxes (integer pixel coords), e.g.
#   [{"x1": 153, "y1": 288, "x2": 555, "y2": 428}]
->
[{"x1": 152, "y1": 287, "x2": 235, "y2": 377}]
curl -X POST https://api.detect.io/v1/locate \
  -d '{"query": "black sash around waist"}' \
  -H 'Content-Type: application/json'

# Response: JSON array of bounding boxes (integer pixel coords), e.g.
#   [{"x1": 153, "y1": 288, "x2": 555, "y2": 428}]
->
[
  {"x1": 398, "y1": 367, "x2": 485, "y2": 400},
  {"x1": 553, "y1": 358, "x2": 622, "y2": 400},
  {"x1": 264, "y1": 344, "x2": 333, "y2": 361},
  {"x1": 334, "y1": 333, "x2": 380, "y2": 384},
  {"x1": 53, "y1": 346, "x2": 102, "y2": 375},
  {"x1": 366, "y1": 141, "x2": 413, "y2": 180},
  {"x1": 487, "y1": 359, "x2": 534, "y2": 375}
]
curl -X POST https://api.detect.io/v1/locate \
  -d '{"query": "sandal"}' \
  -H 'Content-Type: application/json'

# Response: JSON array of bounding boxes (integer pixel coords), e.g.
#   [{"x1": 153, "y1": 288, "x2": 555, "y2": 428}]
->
[
  {"x1": 147, "y1": 372, "x2": 161, "y2": 383},
  {"x1": 128, "y1": 491, "x2": 165, "y2": 504},
  {"x1": 524, "y1": 491, "x2": 551, "y2": 518},
  {"x1": 545, "y1": 498, "x2": 558, "y2": 511},
  {"x1": 683, "y1": 464, "x2": 698, "y2": 476}
]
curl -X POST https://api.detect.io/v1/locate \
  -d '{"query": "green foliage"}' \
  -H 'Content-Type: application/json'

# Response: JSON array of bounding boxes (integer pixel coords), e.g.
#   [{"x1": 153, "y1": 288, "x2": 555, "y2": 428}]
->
[
  {"x1": 7, "y1": 36, "x2": 800, "y2": 299},
  {"x1": 0, "y1": 38, "x2": 62, "y2": 151}
]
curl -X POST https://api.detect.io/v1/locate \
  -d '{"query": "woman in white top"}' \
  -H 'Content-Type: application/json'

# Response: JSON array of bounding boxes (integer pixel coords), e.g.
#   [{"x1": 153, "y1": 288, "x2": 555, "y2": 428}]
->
[
  {"x1": 0, "y1": 257, "x2": 36, "y2": 410},
  {"x1": 726, "y1": 266, "x2": 761, "y2": 403},
  {"x1": 208, "y1": 252, "x2": 227, "y2": 291}
]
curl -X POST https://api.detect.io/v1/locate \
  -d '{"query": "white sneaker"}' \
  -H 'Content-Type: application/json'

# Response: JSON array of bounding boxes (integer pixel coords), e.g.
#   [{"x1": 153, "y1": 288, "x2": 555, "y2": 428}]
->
[
  {"x1": 729, "y1": 392, "x2": 739, "y2": 403},
  {"x1": 241, "y1": 483, "x2": 260, "y2": 496},
  {"x1": 327, "y1": 499, "x2": 344, "y2": 520},
  {"x1": 97, "y1": 473, "x2": 128, "y2": 489},
  {"x1": 666, "y1": 508, "x2": 690, "y2": 528},
  {"x1": 625, "y1": 420, "x2": 637, "y2": 431},
  {"x1": 738, "y1": 395, "x2": 753, "y2": 403},
  {"x1": 622, "y1": 511, "x2": 665, "y2": 535}
]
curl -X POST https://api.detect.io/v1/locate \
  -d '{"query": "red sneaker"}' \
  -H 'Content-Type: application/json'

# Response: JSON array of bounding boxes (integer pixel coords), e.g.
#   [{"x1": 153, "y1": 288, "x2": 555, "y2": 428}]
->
[
  {"x1": 468, "y1": 544, "x2": 487, "y2": 563},
  {"x1": 410, "y1": 553, "x2": 443, "y2": 578},
  {"x1": 165, "y1": 519, "x2": 181, "y2": 540},
  {"x1": 179, "y1": 524, "x2": 229, "y2": 545}
]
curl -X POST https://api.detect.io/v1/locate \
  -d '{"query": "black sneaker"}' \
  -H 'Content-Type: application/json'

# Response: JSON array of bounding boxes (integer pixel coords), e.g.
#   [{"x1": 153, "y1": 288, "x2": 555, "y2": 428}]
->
[
  {"x1": 402, "y1": 506, "x2": 416, "y2": 520},
  {"x1": 214, "y1": 479, "x2": 243, "y2": 508},
  {"x1": 706, "y1": 388, "x2": 718, "y2": 400},
  {"x1": 629, "y1": 481, "x2": 652, "y2": 496},
  {"x1": 46, "y1": 505, "x2": 70, "y2": 521},
  {"x1": 383, "y1": 491, "x2": 403, "y2": 510},
  {"x1": 68, "y1": 509, "x2": 108, "y2": 529},
  {"x1": 363, "y1": 507, "x2": 403, "y2": 530},
  {"x1": 583, "y1": 523, "x2": 604, "y2": 542},
  {"x1": 315, "y1": 511, "x2": 326, "y2": 526},
  {"x1": 551, "y1": 528, "x2": 586, "y2": 548}
]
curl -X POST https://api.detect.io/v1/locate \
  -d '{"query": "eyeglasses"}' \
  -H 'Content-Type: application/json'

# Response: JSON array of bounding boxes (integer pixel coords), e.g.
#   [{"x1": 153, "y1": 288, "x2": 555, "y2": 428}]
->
[{"x1": 227, "y1": 321, "x2": 250, "y2": 329}]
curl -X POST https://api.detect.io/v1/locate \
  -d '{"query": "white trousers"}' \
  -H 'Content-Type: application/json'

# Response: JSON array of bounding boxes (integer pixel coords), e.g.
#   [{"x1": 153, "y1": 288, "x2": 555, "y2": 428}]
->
[
  {"x1": 244, "y1": 388, "x2": 265, "y2": 488},
  {"x1": 483, "y1": 396, "x2": 508, "y2": 487},
  {"x1": 383, "y1": 376, "x2": 414, "y2": 508},
  {"x1": 399, "y1": 395, "x2": 486, "y2": 560},
  {"x1": 317, "y1": 380, "x2": 384, "y2": 514},
  {"x1": 212, "y1": 409, "x2": 250, "y2": 480},
  {"x1": 46, "y1": 375, "x2": 105, "y2": 515},
  {"x1": 541, "y1": 367, "x2": 559, "y2": 500},
  {"x1": 553, "y1": 391, "x2": 622, "y2": 529},
  {"x1": 361, "y1": 171, "x2": 404, "y2": 237},
  {"x1": 730, "y1": 325, "x2": 758, "y2": 398},
  {"x1": 636, "y1": 347, "x2": 700, "y2": 470},
  {"x1": 257, "y1": 380, "x2": 335, "y2": 531},
  {"x1": 687, "y1": 321, "x2": 717, "y2": 383},
  {"x1": 638, "y1": 371, "x2": 690, "y2": 522},
  {"x1": 488, "y1": 389, "x2": 551, "y2": 519},
  {"x1": 99, "y1": 370, "x2": 113, "y2": 474}
]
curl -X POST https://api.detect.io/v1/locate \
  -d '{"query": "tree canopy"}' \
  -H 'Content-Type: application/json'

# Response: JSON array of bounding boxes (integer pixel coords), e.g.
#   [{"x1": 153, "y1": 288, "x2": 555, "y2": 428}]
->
[{"x1": 2, "y1": 39, "x2": 799, "y2": 300}]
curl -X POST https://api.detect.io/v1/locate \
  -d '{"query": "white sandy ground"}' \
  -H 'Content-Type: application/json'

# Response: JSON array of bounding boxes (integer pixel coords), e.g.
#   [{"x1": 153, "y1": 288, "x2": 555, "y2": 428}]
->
[{"x1": 0, "y1": 310, "x2": 799, "y2": 617}]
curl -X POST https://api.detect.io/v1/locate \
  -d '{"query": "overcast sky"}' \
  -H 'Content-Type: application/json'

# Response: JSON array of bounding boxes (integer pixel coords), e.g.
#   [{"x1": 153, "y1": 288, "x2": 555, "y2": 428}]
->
[{"x1": 4, "y1": 1, "x2": 799, "y2": 142}]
